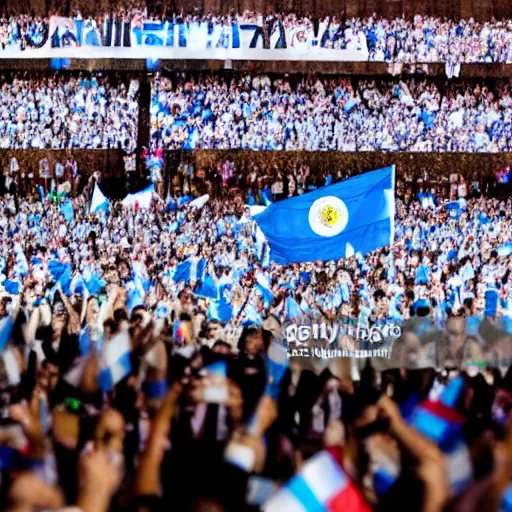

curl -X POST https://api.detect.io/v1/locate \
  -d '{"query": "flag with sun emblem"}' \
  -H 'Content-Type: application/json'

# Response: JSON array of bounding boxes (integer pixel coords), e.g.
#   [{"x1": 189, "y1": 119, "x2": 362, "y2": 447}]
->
[{"x1": 253, "y1": 166, "x2": 395, "y2": 264}]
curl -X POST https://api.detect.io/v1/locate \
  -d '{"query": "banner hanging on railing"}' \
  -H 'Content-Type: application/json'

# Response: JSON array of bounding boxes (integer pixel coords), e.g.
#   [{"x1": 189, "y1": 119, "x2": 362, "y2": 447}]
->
[{"x1": 0, "y1": 16, "x2": 369, "y2": 61}]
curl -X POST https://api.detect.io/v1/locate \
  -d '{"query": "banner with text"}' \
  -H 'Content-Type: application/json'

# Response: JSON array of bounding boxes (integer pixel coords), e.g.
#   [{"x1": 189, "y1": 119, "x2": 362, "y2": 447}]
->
[{"x1": 0, "y1": 16, "x2": 369, "y2": 61}]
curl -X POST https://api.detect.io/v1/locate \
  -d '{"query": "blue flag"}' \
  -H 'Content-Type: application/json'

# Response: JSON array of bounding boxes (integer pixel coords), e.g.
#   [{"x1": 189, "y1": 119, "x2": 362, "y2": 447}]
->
[
  {"x1": 196, "y1": 274, "x2": 219, "y2": 300},
  {"x1": 90, "y1": 184, "x2": 109, "y2": 213},
  {"x1": 256, "y1": 273, "x2": 274, "y2": 308},
  {"x1": 208, "y1": 297, "x2": 233, "y2": 324},
  {"x1": 85, "y1": 273, "x2": 106, "y2": 295},
  {"x1": 3, "y1": 280, "x2": 20, "y2": 295},
  {"x1": 284, "y1": 296, "x2": 302, "y2": 320},
  {"x1": 60, "y1": 200, "x2": 74, "y2": 223},
  {"x1": 445, "y1": 201, "x2": 462, "y2": 219},
  {"x1": 173, "y1": 258, "x2": 206, "y2": 284},
  {"x1": 254, "y1": 166, "x2": 395, "y2": 264},
  {"x1": 0, "y1": 316, "x2": 14, "y2": 353},
  {"x1": 261, "y1": 187, "x2": 273, "y2": 206},
  {"x1": 48, "y1": 260, "x2": 72, "y2": 295}
]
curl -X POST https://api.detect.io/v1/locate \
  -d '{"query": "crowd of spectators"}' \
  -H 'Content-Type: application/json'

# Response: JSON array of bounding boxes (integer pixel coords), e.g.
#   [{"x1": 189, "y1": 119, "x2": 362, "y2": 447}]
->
[
  {"x1": 0, "y1": 72, "x2": 139, "y2": 152},
  {"x1": 5, "y1": 8, "x2": 512, "y2": 63},
  {"x1": 150, "y1": 73, "x2": 512, "y2": 152},
  {"x1": 0, "y1": 15, "x2": 48, "y2": 50},
  {"x1": 0, "y1": 173, "x2": 511, "y2": 509}
]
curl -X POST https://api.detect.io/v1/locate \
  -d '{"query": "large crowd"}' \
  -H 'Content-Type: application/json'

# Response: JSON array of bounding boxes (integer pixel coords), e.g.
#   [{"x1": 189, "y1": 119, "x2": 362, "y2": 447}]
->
[
  {"x1": 0, "y1": 72, "x2": 139, "y2": 152},
  {"x1": 4, "y1": 6, "x2": 512, "y2": 509},
  {"x1": 0, "y1": 171, "x2": 511, "y2": 510},
  {"x1": 2, "y1": 70, "x2": 512, "y2": 153},
  {"x1": 150, "y1": 73, "x2": 512, "y2": 152},
  {"x1": 5, "y1": 8, "x2": 512, "y2": 63}
]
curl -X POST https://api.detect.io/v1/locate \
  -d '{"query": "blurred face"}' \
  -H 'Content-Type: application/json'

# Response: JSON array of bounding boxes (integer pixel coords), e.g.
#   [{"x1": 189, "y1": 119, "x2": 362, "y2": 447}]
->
[
  {"x1": 38, "y1": 362, "x2": 60, "y2": 392},
  {"x1": 51, "y1": 313, "x2": 67, "y2": 339},
  {"x1": 447, "y1": 316, "x2": 466, "y2": 354},
  {"x1": 180, "y1": 293, "x2": 191, "y2": 309},
  {"x1": 244, "y1": 332, "x2": 264, "y2": 357},
  {"x1": 212, "y1": 343, "x2": 231, "y2": 356}
]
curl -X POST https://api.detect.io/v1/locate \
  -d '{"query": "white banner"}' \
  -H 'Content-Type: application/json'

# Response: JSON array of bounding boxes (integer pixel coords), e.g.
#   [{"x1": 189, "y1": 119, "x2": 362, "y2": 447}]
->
[{"x1": 0, "y1": 16, "x2": 368, "y2": 62}]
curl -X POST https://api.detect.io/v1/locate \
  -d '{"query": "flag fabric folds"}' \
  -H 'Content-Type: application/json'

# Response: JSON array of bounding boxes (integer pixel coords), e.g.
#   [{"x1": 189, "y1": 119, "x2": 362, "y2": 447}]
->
[
  {"x1": 90, "y1": 183, "x2": 109, "y2": 213},
  {"x1": 410, "y1": 377, "x2": 472, "y2": 495},
  {"x1": 411, "y1": 376, "x2": 465, "y2": 446},
  {"x1": 121, "y1": 185, "x2": 155, "y2": 210},
  {"x1": 265, "y1": 341, "x2": 288, "y2": 399},
  {"x1": 254, "y1": 166, "x2": 395, "y2": 264},
  {"x1": 256, "y1": 273, "x2": 274, "y2": 308},
  {"x1": 173, "y1": 258, "x2": 206, "y2": 284},
  {"x1": 85, "y1": 273, "x2": 106, "y2": 296},
  {"x1": 196, "y1": 274, "x2": 220, "y2": 300},
  {"x1": 264, "y1": 450, "x2": 371, "y2": 512},
  {"x1": 60, "y1": 200, "x2": 74, "y2": 223},
  {"x1": 0, "y1": 316, "x2": 19, "y2": 387},
  {"x1": 98, "y1": 330, "x2": 132, "y2": 391},
  {"x1": 0, "y1": 315, "x2": 14, "y2": 353},
  {"x1": 208, "y1": 297, "x2": 233, "y2": 324},
  {"x1": 48, "y1": 260, "x2": 73, "y2": 295}
]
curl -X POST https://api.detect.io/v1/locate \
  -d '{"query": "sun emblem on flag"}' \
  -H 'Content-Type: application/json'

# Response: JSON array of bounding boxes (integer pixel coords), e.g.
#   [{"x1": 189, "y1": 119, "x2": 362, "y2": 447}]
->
[
  {"x1": 319, "y1": 204, "x2": 340, "y2": 227},
  {"x1": 308, "y1": 196, "x2": 349, "y2": 237}
]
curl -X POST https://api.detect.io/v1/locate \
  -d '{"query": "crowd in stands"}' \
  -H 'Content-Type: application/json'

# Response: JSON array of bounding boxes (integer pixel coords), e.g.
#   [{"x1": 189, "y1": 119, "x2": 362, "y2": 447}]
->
[
  {"x1": 0, "y1": 15, "x2": 48, "y2": 50},
  {"x1": 5, "y1": 7, "x2": 512, "y2": 63},
  {"x1": 150, "y1": 73, "x2": 512, "y2": 152},
  {"x1": 7, "y1": 69, "x2": 512, "y2": 155},
  {"x1": 0, "y1": 72, "x2": 139, "y2": 152},
  {"x1": 0, "y1": 170, "x2": 511, "y2": 510}
]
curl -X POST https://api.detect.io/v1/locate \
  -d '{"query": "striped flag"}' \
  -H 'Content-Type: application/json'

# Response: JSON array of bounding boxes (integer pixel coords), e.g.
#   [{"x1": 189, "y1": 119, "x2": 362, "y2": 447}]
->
[
  {"x1": 411, "y1": 376, "x2": 465, "y2": 446},
  {"x1": 264, "y1": 450, "x2": 371, "y2": 512},
  {"x1": 410, "y1": 376, "x2": 472, "y2": 495}
]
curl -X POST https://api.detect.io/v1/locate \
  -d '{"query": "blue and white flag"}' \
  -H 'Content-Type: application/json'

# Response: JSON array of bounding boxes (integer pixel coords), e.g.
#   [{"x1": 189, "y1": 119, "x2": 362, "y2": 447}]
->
[
  {"x1": 0, "y1": 315, "x2": 14, "y2": 353},
  {"x1": 0, "y1": 316, "x2": 19, "y2": 388},
  {"x1": 85, "y1": 273, "x2": 106, "y2": 296},
  {"x1": 208, "y1": 296, "x2": 233, "y2": 324},
  {"x1": 122, "y1": 185, "x2": 155, "y2": 210},
  {"x1": 14, "y1": 250, "x2": 29, "y2": 279},
  {"x1": 173, "y1": 258, "x2": 206, "y2": 284},
  {"x1": 98, "y1": 330, "x2": 132, "y2": 391},
  {"x1": 460, "y1": 261, "x2": 475, "y2": 284},
  {"x1": 261, "y1": 187, "x2": 273, "y2": 207},
  {"x1": 284, "y1": 296, "x2": 303, "y2": 320},
  {"x1": 445, "y1": 201, "x2": 462, "y2": 219},
  {"x1": 48, "y1": 260, "x2": 73, "y2": 295},
  {"x1": 256, "y1": 273, "x2": 274, "y2": 308},
  {"x1": 265, "y1": 341, "x2": 288, "y2": 399},
  {"x1": 90, "y1": 183, "x2": 109, "y2": 213},
  {"x1": 254, "y1": 166, "x2": 395, "y2": 264},
  {"x1": 498, "y1": 243, "x2": 512, "y2": 258},
  {"x1": 196, "y1": 273, "x2": 220, "y2": 300},
  {"x1": 78, "y1": 326, "x2": 102, "y2": 357},
  {"x1": 126, "y1": 275, "x2": 146, "y2": 314},
  {"x1": 70, "y1": 273, "x2": 86, "y2": 295},
  {"x1": 60, "y1": 200, "x2": 74, "y2": 223},
  {"x1": 239, "y1": 303, "x2": 263, "y2": 326}
]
